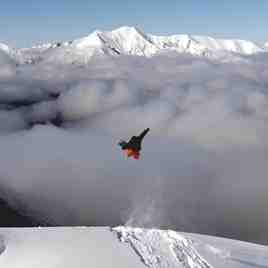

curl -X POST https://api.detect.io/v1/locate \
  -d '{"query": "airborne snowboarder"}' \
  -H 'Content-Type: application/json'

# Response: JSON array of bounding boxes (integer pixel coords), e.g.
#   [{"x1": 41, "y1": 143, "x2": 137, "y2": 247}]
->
[{"x1": 118, "y1": 128, "x2": 150, "y2": 159}]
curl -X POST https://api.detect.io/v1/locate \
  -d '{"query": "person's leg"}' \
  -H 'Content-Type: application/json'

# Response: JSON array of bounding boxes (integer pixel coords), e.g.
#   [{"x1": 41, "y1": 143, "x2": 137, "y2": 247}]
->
[
  {"x1": 123, "y1": 149, "x2": 133, "y2": 157},
  {"x1": 133, "y1": 150, "x2": 140, "y2": 159}
]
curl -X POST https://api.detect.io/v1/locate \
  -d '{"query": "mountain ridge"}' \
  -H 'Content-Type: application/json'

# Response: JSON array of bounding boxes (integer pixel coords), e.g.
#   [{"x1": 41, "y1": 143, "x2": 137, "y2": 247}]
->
[{"x1": 0, "y1": 26, "x2": 267, "y2": 64}]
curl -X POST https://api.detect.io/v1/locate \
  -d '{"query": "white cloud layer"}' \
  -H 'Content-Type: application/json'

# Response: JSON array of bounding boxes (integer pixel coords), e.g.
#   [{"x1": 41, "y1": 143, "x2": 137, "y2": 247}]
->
[
  {"x1": 0, "y1": 50, "x2": 16, "y2": 79},
  {"x1": 0, "y1": 52, "x2": 268, "y2": 244}
]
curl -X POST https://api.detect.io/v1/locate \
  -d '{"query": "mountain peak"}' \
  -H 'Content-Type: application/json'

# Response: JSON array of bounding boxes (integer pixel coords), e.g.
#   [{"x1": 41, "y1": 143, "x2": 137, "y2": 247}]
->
[
  {"x1": 111, "y1": 26, "x2": 142, "y2": 34},
  {"x1": 74, "y1": 30, "x2": 104, "y2": 49}
]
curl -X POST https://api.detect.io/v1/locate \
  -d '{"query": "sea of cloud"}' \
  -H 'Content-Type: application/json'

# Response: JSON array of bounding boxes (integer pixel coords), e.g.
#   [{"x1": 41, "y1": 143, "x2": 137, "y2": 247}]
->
[{"x1": 0, "y1": 50, "x2": 268, "y2": 244}]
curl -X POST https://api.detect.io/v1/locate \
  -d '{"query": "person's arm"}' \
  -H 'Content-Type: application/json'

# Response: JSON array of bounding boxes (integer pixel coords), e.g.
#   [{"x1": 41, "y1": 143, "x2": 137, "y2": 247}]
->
[{"x1": 138, "y1": 128, "x2": 150, "y2": 140}]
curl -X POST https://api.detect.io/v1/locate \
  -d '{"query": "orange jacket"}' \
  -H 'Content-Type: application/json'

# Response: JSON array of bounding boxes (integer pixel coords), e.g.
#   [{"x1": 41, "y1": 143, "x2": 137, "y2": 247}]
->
[{"x1": 123, "y1": 148, "x2": 140, "y2": 159}]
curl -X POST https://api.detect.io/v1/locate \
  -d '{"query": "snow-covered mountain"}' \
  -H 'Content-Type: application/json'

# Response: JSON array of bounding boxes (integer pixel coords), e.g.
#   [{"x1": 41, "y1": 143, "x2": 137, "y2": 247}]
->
[
  {"x1": 0, "y1": 226, "x2": 267, "y2": 268},
  {"x1": 41, "y1": 26, "x2": 266, "y2": 57},
  {"x1": 73, "y1": 27, "x2": 159, "y2": 56},
  {"x1": 1, "y1": 26, "x2": 267, "y2": 64},
  {"x1": 1, "y1": 27, "x2": 268, "y2": 266},
  {"x1": 40, "y1": 26, "x2": 267, "y2": 62}
]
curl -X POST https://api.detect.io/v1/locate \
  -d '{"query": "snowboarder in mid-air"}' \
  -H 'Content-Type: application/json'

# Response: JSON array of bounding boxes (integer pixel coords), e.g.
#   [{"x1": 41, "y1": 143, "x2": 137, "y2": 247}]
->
[{"x1": 118, "y1": 128, "x2": 150, "y2": 159}]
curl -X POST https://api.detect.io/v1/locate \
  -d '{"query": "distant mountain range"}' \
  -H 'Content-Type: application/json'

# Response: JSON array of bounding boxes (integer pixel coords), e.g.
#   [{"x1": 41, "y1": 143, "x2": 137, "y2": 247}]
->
[{"x1": 1, "y1": 26, "x2": 267, "y2": 64}]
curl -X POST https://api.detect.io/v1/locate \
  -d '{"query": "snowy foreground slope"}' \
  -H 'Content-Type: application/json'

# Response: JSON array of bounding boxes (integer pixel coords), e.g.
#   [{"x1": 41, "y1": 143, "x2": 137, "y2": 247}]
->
[{"x1": 0, "y1": 227, "x2": 267, "y2": 268}]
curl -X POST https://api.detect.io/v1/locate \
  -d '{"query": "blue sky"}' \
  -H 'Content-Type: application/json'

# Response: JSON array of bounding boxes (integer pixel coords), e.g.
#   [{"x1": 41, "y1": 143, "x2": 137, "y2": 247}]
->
[{"x1": 1, "y1": 0, "x2": 268, "y2": 47}]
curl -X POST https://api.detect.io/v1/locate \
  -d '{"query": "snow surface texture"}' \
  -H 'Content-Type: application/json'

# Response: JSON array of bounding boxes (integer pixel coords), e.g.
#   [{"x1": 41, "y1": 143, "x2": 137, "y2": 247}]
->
[
  {"x1": 114, "y1": 227, "x2": 212, "y2": 268},
  {"x1": 0, "y1": 226, "x2": 268, "y2": 268},
  {"x1": 1, "y1": 26, "x2": 268, "y2": 65},
  {"x1": 0, "y1": 227, "x2": 145, "y2": 268},
  {"x1": 1, "y1": 28, "x2": 268, "y2": 245}
]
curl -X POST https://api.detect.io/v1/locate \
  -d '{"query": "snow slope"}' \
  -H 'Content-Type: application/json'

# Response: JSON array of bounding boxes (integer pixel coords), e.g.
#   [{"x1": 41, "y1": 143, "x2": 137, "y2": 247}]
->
[
  {"x1": 0, "y1": 226, "x2": 267, "y2": 268},
  {"x1": 187, "y1": 36, "x2": 261, "y2": 54}
]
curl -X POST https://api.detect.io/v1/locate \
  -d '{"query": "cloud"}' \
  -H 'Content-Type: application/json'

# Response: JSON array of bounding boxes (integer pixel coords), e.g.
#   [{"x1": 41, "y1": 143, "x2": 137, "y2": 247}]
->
[
  {"x1": 0, "y1": 50, "x2": 16, "y2": 79},
  {"x1": 0, "y1": 52, "x2": 268, "y2": 244}
]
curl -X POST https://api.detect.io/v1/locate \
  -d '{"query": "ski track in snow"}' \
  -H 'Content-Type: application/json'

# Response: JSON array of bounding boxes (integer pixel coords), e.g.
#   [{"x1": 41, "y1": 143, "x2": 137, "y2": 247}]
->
[
  {"x1": 113, "y1": 226, "x2": 212, "y2": 268},
  {"x1": 203, "y1": 244, "x2": 230, "y2": 259}
]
